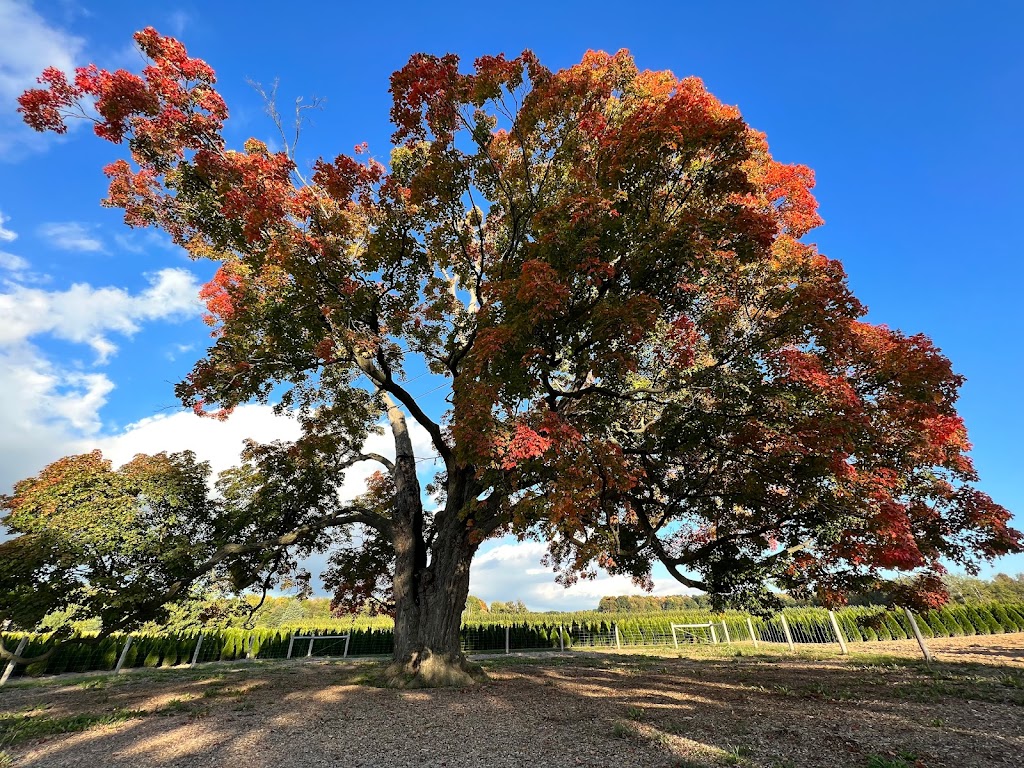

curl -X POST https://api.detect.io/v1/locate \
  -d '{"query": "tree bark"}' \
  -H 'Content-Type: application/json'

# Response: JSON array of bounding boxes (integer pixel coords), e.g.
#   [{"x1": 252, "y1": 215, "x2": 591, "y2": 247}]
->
[
  {"x1": 388, "y1": 513, "x2": 483, "y2": 687},
  {"x1": 384, "y1": 400, "x2": 485, "y2": 687}
]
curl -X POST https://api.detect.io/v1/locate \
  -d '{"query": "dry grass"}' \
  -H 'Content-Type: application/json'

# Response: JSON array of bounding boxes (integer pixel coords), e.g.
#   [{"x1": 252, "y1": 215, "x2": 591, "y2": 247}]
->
[{"x1": 1, "y1": 633, "x2": 1022, "y2": 767}]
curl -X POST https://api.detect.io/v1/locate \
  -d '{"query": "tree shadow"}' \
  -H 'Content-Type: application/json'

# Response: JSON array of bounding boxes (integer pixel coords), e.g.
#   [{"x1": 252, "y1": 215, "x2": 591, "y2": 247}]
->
[{"x1": 2, "y1": 652, "x2": 1022, "y2": 768}]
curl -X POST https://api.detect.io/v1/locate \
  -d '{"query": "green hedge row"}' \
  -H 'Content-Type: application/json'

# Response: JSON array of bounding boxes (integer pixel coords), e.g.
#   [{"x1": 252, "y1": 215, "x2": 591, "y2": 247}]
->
[{"x1": 5, "y1": 602, "x2": 1024, "y2": 678}]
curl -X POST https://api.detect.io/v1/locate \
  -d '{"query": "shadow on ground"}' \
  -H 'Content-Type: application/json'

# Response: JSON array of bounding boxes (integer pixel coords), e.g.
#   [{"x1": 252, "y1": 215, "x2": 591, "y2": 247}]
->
[{"x1": 1, "y1": 643, "x2": 1022, "y2": 768}]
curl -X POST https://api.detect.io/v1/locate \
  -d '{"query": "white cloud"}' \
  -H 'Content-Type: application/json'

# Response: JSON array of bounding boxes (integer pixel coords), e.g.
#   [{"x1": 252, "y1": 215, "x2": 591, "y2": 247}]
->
[
  {"x1": 86, "y1": 407, "x2": 436, "y2": 497},
  {"x1": 113, "y1": 230, "x2": 182, "y2": 256},
  {"x1": 0, "y1": 251, "x2": 29, "y2": 272},
  {"x1": 0, "y1": 266, "x2": 202, "y2": 493},
  {"x1": 167, "y1": 10, "x2": 189, "y2": 37},
  {"x1": 0, "y1": 267, "x2": 200, "y2": 360},
  {"x1": 470, "y1": 539, "x2": 698, "y2": 612},
  {"x1": 80, "y1": 405, "x2": 438, "y2": 596},
  {"x1": 85, "y1": 404, "x2": 303, "y2": 477},
  {"x1": 0, "y1": 1, "x2": 83, "y2": 100},
  {"x1": 0, "y1": 341, "x2": 115, "y2": 491},
  {"x1": 165, "y1": 341, "x2": 195, "y2": 361},
  {"x1": 0, "y1": 210, "x2": 16, "y2": 242},
  {"x1": 0, "y1": 0, "x2": 86, "y2": 159},
  {"x1": 39, "y1": 221, "x2": 104, "y2": 252}
]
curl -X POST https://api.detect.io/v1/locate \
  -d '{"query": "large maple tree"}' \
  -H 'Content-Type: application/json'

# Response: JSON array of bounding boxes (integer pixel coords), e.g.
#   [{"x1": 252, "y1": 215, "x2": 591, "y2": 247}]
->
[{"x1": 10, "y1": 31, "x2": 1019, "y2": 684}]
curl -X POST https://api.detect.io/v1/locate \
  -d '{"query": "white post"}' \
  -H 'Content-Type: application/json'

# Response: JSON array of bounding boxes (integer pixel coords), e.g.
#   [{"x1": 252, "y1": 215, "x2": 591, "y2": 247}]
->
[
  {"x1": 307, "y1": 636, "x2": 315, "y2": 657},
  {"x1": 246, "y1": 635, "x2": 255, "y2": 660},
  {"x1": 672, "y1": 624, "x2": 679, "y2": 649},
  {"x1": 189, "y1": 634, "x2": 204, "y2": 667},
  {"x1": 904, "y1": 608, "x2": 933, "y2": 664},
  {"x1": 780, "y1": 613, "x2": 796, "y2": 651},
  {"x1": 710, "y1": 624, "x2": 719, "y2": 644},
  {"x1": 0, "y1": 636, "x2": 29, "y2": 686},
  {"x1": 559, "y1": 625, "x2": 565, "y2": 652},
  {"x1": 286, "y1": 634, "x2": 295, "y2": 659},
  {"x1": 746, "y1": 617, "x2": 759, "y2": 648},
  {"x1": 114, "y1": 636, "x2": 134, "y2": 674},
  {"x1": 721, "y1": 621, "x2": 731, "y2": 644},
  {"x1": 505, "y1": 625, "x2": 510, "y2": 655},
  {"x1": 614, "y1": 623, "x2": 621, "y2": 650},
  {"x1": 827, "y1": 611, "x2": 848, "y2": 655},
  {"x1": 343, "y1": 634, "x2": 350, "y2": 658}
]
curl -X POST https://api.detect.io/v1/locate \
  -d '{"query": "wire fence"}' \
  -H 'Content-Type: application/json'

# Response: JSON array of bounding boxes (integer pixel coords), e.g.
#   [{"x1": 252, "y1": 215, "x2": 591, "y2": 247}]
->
[{"x1": 4, "y1": 602, "x2": 1023, "y2": 685}]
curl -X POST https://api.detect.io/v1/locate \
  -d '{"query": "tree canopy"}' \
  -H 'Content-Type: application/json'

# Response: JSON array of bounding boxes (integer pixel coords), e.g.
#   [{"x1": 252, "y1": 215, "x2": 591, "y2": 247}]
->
[{"x1": 8, "y1": 31, "x2": 1019, "y2": 682}]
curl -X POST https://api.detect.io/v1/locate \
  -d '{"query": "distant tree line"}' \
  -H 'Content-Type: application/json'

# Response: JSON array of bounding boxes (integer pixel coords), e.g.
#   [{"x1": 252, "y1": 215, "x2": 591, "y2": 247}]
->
[
  {"x1": 463, "y1": 597, "x2": 530, "y2": 615},
  {"x1": 597, "y1": 595, "x2": 712, "y2": 612},
  {"x1": 28, "y1": 573, "x2": 1024, "y2": 638},
  {"x1": 944, "y1": 573, "x2": 1024, "y2": 603}
]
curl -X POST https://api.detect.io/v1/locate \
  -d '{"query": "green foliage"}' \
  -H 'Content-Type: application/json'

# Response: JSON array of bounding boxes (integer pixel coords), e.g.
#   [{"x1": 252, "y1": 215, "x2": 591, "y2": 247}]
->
[
  {"x1": 945, "y1": 573, "x2": 1024, "y2": 604},
  {"x1": 0, "y1": 451, "x2": 219, "y2": 636},
  {"x1": 0, "y1": 710, "x2": 146, "y2": 748},
  {"x1": 488, "y1": 600, "x2": 529, "y2": 614},
  {"x1": 597, "y1": 594, "x2": 711, "y2": 612},
  {"x1": 3, "y1": 601, "x2": 1023, "y2": 681},
  {"x1": 142, "y1": 640, "x2": 162, "y2": 668},
  {"x1": 14, "y1": 33, "x2": 1022, "y2": 665}
]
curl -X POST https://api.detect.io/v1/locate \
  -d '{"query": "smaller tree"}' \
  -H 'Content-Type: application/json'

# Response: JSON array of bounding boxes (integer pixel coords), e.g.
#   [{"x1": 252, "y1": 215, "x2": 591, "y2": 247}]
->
[
  {"x1": 0, "y1": 441, "x2": 375, "y2": 663},
  {"x1": 0, "y1": 451, "x2": 215, "y2": 636},
  {"x1": 490, "y1": 600, "x2": 529, "y2": 614},
  {"x1": 464, "y1": 595, "x2": 489, "y2": 615}
]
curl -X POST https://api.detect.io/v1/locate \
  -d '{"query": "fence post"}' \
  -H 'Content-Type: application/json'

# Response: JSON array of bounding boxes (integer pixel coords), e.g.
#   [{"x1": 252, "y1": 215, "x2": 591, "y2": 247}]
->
[
  {"x1": 559, "y1": 625, "x2": 565, "y2": 652},
  {"x1": 710, "y1": 623, "x2": 719, "y2": 644},
  {"x1": 0, "y1": 636, "x2": 29, "y2": 686},
  {"x1": 343, "y1": 634, "x2": 350, "y2": 658},
  {"x1": 614, "y1": 623, "x2": 621, "y2": 650},
  {"x1": 189, "y1": 634, "x2": 204, "y2": 668},
  {"x1": 903, "y1": 608, "x2": 933, "y2": 665},
  {"x1": 746, "y1": 617, "x2": 759, "y2": 648},
  {"x1": 286, "y1": 633, "x2": 295, "y2": 659},
  {"x1": 779, "y1": 613, "x2": 796, "y2": 651},
  {"x1": 505, "y1": 625, "x2": 510, "y2": 655},
  {"x1": 113, "y1": 636, "x2": 134, "y2": 674},
  {"x1": 721, "y1": 621, "x2": 731, "y2": 644},
  {"x1": 827, "y1": 611, "x2": 848, "y2": 655},
  {"x1": 246, "y1": 635, "x2": 255, "y2": 660},
  {"x1": 307, "y1": 636, "x2": 315, "y2": 657}
]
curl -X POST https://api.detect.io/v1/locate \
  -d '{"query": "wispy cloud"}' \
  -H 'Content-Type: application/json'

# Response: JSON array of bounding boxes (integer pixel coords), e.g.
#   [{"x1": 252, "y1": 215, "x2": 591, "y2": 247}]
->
[
  {"x1": 471, "y1": 539, "x2": 698, "y2": 611},
  {"x1": 0, "y1": 265, "x2": 203, "y2": 493},
  {"x1": 0, "y1": 267, "x2": 201, "y2": 361},
  {"x1": 167, "y1": 9, "x2": 189, "y2": 37},
  {"x1": 165, "y1": 341, "x2": 195, "y2": 361},
  {"x1": 0, "y1": 251, "x2": 29, "y2": 272},
  {"x1": 0, "y1": 0, "x2": 86, "y2": 160},
  {"x1": 113, "y1": 230, "x2": 182, "y2": 256},
  {"x1": 0, "y1": 210, "x2": 17, "y2": 242},
  {"x1": 39, "y1": 221, "x2": 104, "y2": 252}
]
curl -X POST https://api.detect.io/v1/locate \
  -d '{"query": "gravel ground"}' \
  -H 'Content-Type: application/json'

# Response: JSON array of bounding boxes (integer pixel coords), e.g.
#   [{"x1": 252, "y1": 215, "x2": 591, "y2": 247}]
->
[{"x1": 2, "y1": 633, "x2": 1022, "y2": 768}]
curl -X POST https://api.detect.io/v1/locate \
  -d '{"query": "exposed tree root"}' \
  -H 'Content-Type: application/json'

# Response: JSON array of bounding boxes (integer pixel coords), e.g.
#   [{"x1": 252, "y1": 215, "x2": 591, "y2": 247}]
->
[{"x1": 385, "y1": 650, "x2": 488, "y2": 688}]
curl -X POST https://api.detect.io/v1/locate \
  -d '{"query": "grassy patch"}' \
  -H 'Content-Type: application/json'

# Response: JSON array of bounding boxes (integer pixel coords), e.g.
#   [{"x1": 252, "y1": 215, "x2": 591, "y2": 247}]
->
[
  {"x1": 611, "y1": 720, "x2": 638, "y2": 739},
  {"x1": 865, "y1": 752, "x2": 919, "y2": 768},
  {"x1": 720, "y1": 744, "x2": 754, "y2": 765},
  {"x1": 331, "y1": 662, "x2": 390, "y2": 688},
  {"x1": 0, "y1": 709, "x2": 146, "y2": 748}
]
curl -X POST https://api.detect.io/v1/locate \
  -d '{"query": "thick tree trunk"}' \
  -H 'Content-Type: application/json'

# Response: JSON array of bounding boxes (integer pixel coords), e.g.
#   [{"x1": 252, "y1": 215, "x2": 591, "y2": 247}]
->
[
  {"x1": 387, "y1": 511, "x2": 484, "y2": 687},
  {"x1": 383, "y1": 399, "x2": 485, "y2": 687}
]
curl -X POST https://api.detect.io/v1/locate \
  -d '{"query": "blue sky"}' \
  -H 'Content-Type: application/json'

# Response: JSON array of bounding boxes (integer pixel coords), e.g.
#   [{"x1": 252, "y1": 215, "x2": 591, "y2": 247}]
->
[{"x1": 0, "y1": 0, "x2": 1021, "y2": 609}]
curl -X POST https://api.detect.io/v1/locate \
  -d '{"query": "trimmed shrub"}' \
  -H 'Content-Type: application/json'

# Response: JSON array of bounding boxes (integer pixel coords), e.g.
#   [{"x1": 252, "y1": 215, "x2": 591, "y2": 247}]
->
[
  {"x1": 142, "y1": 640, "x2": 162, "y2": 668},
  {"x1": 991, "y1": 605, "x2": 1020, "y2": 632},
  {"x1": 883, "y1": 613, "x2": 908, "y2": 640}
]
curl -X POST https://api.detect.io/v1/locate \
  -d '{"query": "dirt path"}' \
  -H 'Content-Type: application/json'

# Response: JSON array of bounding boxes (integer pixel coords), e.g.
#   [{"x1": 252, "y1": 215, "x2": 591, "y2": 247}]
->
[{"x1": 2, "y1": 635, "x2": 1022, "y2": 768}]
